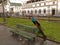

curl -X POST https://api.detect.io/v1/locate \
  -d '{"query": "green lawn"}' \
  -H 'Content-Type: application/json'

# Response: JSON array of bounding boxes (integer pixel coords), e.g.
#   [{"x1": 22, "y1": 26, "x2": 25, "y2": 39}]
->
[
  {"x1": 0, "y1": 18, "x2": 3, "y2": 23},
  {"x1": 0, "y1": 17, "x2": 60, "y2": 42}
]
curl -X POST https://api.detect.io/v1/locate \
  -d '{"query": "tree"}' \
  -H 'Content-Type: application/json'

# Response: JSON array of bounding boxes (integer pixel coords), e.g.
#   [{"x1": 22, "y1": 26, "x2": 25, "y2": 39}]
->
[
  {"x1": 0, "y1": 0, "x2": 6, "y2": 3},
  {"x1": 0, "y1": 0, "x2": 7, "y2": 24}
]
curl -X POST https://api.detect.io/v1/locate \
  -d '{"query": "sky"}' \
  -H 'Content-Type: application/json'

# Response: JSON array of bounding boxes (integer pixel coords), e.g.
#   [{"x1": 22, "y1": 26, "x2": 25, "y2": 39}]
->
[{"x1": 10, "y1": 0, "x2": 29, "y2": 3}]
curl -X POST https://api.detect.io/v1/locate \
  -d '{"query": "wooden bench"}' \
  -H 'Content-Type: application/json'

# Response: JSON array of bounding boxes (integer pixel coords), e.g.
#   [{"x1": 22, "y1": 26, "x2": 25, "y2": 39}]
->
[
  {"x1": 16, "y1": 24, "x2": 39, "y2": 34},
  {"x1": 10, "y1": 24, "x2": 40, "y2": 41},
  {"x1": 10, "y1": 29, "x2": 36, "y2": 41}
]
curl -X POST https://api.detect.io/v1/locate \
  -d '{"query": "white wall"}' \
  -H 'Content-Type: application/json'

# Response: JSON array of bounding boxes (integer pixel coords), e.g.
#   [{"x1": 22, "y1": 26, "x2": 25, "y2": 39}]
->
[
  {"x1": 21, "y1": 7, "x2": 48, "y2": 16},
  {"x1": 58, "y1": 0, "x2": 60, "y2": 14},
  {"x1": 50, "y1": 6, "x2": 57, "y2": 15},
  {"x1": 21, "y1": 5, "x2": 56, "y2": 16},
  {"x1": 20, "y1": 0, "x2": 58, "y2": 16}
]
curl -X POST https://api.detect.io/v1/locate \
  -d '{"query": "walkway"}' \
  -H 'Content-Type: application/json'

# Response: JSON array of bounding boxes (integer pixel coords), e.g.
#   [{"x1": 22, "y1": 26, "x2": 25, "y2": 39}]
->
[{"x1": 0, "y1": 25, "x2": 22, "y2": 45}]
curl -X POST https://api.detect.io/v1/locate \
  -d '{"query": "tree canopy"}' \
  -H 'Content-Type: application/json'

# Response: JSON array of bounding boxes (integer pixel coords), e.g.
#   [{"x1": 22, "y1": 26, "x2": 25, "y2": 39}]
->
[{"x1": 0, "y1": 0, "x2": 7, "y2": 3}]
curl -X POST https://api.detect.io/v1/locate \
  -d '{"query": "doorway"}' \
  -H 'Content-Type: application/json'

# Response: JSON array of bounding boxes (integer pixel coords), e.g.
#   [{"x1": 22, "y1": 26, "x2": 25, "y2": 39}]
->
[{"x1": 52, "y1": 9, "x2": 55, "y2": 16}]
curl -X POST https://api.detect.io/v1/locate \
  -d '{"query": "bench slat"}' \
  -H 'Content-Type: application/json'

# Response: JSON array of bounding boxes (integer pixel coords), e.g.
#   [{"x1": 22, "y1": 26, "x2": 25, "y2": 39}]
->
[{"x1": 11, "y1": 29, "x2": 36, "y2": 41}]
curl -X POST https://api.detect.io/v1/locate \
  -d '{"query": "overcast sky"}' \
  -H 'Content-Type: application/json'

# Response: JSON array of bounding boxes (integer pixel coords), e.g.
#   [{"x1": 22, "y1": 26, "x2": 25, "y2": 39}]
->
[{"x1": 10, "y1": 0, "x2": 29, "y2": 3}]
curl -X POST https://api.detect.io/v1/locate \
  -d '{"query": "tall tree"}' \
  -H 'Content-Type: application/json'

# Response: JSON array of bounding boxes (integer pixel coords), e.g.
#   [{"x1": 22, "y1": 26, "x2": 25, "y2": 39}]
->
[
  {"x1": 0, "y1": 0, "x2": 7, "y2": 3},
  {"x1": 0, "y1": 0, "x2": 7, "y2": 24}
]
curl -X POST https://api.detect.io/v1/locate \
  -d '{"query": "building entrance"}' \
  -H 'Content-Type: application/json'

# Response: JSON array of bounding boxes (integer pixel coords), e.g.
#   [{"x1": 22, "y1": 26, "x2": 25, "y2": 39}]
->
[{"x1": 52, "y1": 9, "x2": 55, "y2": 16}]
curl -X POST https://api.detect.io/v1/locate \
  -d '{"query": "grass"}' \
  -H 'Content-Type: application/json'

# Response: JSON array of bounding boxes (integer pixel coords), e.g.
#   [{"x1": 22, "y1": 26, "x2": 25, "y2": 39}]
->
[
  {"x1": 0, "y1": 18, "x2": 3, "y2": 23},
  {"x1": 0, "y1": 17, "x2": 60, "y2": 42}
]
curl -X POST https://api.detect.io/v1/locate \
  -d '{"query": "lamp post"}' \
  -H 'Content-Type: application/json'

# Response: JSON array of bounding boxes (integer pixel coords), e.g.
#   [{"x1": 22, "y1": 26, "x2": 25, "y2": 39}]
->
[{"x1": 2, "y1": 0, "x2": 6, "y2": 24}]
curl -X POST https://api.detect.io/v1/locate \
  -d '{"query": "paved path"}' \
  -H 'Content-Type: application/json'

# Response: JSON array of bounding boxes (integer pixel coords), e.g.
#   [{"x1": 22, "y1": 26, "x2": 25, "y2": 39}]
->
[
  {"x1": 0, "y1": 25, "x2": 22, "y2": 45},
  {"x1": 0, "y1": 25, "x2": 60, "y2": 45},
  {"x1": 35, "y1": 37, "x2": 60, "y2": 45}
]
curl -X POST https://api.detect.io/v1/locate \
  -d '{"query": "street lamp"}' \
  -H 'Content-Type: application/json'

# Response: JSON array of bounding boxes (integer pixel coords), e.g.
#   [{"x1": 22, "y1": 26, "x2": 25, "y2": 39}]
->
[{"x1": 2, "y1": 0, "x2": 6, "y2": 24}]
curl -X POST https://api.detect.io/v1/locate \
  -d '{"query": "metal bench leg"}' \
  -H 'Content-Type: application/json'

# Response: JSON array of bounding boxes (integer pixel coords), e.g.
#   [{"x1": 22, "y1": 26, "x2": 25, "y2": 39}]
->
[{"x1": 27, "y1": 40, "x2": 35, "y2": 45}]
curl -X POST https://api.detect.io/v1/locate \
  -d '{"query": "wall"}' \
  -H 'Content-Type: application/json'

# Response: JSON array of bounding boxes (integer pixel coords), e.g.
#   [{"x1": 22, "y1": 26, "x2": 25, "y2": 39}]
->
[
  {"x1": 20, "y1": 1, "x2": 57, "y2": 16},
  {"x1": 58, "y1": 0, "x2": 60, "y2": 15}
]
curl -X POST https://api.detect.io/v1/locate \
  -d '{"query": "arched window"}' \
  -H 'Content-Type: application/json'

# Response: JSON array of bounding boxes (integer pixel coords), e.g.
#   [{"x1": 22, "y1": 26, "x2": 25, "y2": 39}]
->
[
  {"x1": 22, "y1": 11, "x2": 25, "y2": 15},
  {"x1": 28, "y1": 10, "x2": 29, "y2": 13},
  {"x1": 39, "y1": 9, "x2": 41, "y2": 13},
  {"x1": 44, "y1": 9, "x2": 46, "y2": 13},
  {"x1": 31, "y1": 10, "x2": 33, "y2": 14},
  {"x1": 24, "y1": 11, "x2": 26, "y2": 14},
  {"x1": 35, "y1": 10, "x2": 37, "y2": 14}
]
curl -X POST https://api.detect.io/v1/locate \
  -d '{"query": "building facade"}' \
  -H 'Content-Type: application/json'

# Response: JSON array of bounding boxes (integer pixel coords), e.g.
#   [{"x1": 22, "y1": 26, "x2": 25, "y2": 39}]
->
[
  {"x1": 10, "y1": 3, "x2": 22, "y2": 13},
  {"x1": 6, "y1": 0, "x2": 22, "y2": 13},
  {"x1": 20, "y1": 0, "x2": 60, "y2": 16}
]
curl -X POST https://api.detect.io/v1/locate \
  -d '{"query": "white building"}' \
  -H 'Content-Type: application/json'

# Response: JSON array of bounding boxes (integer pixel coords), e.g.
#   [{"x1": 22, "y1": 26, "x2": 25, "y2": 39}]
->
[
  {"x1": 6, "y1": 0, "x2": 22, "y2": 13},
  {"x1": 20, "y1": 0, "x2": 60, "y2": 16}
]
